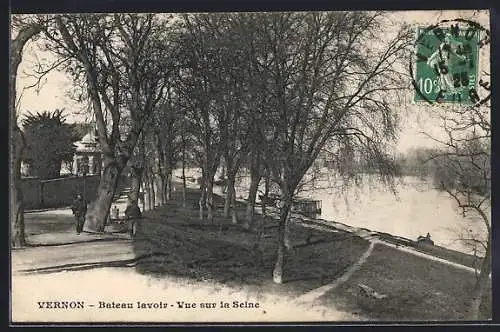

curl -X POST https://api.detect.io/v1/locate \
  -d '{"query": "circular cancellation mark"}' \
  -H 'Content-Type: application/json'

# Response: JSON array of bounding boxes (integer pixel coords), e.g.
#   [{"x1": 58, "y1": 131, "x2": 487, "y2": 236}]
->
[{"x1": 410, "y1": 18, "x2": 491, "y2": 107}]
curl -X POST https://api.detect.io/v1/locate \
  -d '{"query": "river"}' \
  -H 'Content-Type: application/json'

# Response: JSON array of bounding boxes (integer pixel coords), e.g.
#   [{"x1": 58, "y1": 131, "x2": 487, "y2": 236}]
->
[{"x1": 175, "y1": 168, "x2": 488, "y2": 255}]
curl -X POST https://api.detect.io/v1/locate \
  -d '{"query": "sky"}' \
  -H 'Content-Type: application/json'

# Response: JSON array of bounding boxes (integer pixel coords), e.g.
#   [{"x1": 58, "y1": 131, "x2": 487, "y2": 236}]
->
[{"x1": 13, "y1": 10, "x2": 490, "y2": 154}]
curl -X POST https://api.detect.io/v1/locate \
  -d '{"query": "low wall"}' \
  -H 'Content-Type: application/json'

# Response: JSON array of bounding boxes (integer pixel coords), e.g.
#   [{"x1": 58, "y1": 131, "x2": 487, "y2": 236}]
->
[
  {"x1": 20, "y1": 177, "x2": 43, "y2": 210},
  {"x1": 42, "y1": 176, "x2": 101, "y2": 208},
  {"x1": 21, "y1": 175, "x2": 104, "y2": 210}
]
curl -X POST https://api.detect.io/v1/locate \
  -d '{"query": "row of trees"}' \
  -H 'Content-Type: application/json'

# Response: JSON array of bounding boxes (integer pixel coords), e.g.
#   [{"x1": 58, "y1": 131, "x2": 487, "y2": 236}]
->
[
  {"x1": 158, "y1": 12, "x2": 414, "y2": 283},
  {"x1": 12, "y1": 10, "x2": 413, "y2": 277},
  {"x1": 11, "y1": 12, "x2": 490, "y2": 318}
]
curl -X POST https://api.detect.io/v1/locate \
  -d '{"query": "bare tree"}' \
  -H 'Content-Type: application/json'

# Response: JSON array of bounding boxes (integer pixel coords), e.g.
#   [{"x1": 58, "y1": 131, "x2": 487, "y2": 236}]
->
[
  {"x1": 239, "y1": 12, "x2": 413, "y2": 284},
  {"x1": 152, "y1": 96, "x2": 182, "y2": 205},
  {"x1": 424, "y1": 105, "x2": 491, "y2": 320},
  {"x1": 42, "y1": 14, "x2": 177, "y2": 231},
  {"x1": 177, "y1": 14, "x2": 231, "y2": 223},
  {"x1": 10, "y1": 15, "x2": 45, "y2": 247},
  {"x1": 232, "y1": 14, "x2": 278, "y2": 230},
  {"x1": 215, "y1": 37, "x2": 249, "y2": 225}
]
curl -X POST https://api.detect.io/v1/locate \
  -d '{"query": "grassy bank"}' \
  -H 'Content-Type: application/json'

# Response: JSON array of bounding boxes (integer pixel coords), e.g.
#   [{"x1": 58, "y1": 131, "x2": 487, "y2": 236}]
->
[
  {"x1": 377, "y1": 232, "x2": 482, "y2": 269},
  {"x1": 132, "y1": 186, "x2": 491, "y2": 320},
  {"x1": 317, "y1": 243, "x2": 492, "y2": 320},
  {"x1": 133, "y1": 187, "x2": 369, "y2": 297}
]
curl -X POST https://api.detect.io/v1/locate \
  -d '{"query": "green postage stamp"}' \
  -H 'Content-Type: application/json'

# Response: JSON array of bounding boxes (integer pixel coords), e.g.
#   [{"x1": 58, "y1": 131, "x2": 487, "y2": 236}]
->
[{"x1": 414, "y1": 23, "x2": 482, "y2": 104}]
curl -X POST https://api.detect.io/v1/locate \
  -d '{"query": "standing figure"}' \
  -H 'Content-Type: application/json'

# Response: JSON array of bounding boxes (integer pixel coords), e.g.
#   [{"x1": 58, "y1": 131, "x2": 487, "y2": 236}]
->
[
  {"x1": 426, "y1": 33, "x2": 469, "y2": 100},
  {"x1": 71, "y1": 193, "x2": 87, "y2": 234},
  {"x1": 124, "y1": 203, "x2": 142, "y2": 237}
]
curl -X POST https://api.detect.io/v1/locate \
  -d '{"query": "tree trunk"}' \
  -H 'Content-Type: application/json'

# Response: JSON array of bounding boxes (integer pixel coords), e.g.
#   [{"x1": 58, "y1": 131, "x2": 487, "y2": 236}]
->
[
  {"x1": 154, "y1": 131, "x2": 166, "y2": 205},
  {"x1": 244, "y1": 161, "x2": 261, "y2": 229},
  {"x1": 165, "y1": 173, "x2": 170, "y2": 202},
  {"x1": 199, "y1": 171, "x2": 207, "y2": 221},
  {"x1": 156, "y1": 174, "x2": 163, "y2": 206},
  {"x1": 84, "y1": 160, "x2": 121, "y2": 232},
  {"x1": 149, "y1": 170, "x2": 156, "y2": 209},
  {"x1": 166, "y1": 171, "x2": 172, "y2": 201},
  {"x1": 10, "y1": 22, "x2": 43, "y2": 248},
  {"x1": 207, "y1": 175, "x2": 215, "y2": 223},
  {"x1": 231, "y1": 181, "x2": 238, "y2": 224},
  {"x1": 182, "y1": 161, "x2": 187, "y2": 208},
  {"x1": 224, "y1": 177, "x2": 231, "y2": 218},
  {"x1": 284, "y1": 214, "x2": 292, "y2": 250},
  {"x1": 181, "y1": 120, "x2": 187, "y2": 208},
  {"x1": 142, "y1": 172, "x2": 150, "y2": 212},
  {"x1": 127, "y1": 166, "x2": 143, "y2": 210},
  {"x1": 469, "y1": 238, "x2": 491, "y2": 320},
  {"x1": 273, "y1": 199, "x2": 291, "y2": 284},
  {"x1": 145, "y1": 172, "x2": 152, "y2": 211},
  {"x1": 159, "y1": 173, "x2": 167, "y2": 205},
  {"x1": 140, "y1": 183, "x2": 146, "y2": 212},
  {"x1": 11, "y1": 127, "x2": 26, "y2": 247},
  {"x1": 261, "y1": 173, "x2": 271, "y2": 215}
]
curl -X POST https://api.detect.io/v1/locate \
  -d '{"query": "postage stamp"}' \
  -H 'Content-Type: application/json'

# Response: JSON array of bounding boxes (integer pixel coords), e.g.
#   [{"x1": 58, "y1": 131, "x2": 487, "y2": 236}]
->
[{"x1": 412, "y1": 18, "x2": 490, "y2": 105}]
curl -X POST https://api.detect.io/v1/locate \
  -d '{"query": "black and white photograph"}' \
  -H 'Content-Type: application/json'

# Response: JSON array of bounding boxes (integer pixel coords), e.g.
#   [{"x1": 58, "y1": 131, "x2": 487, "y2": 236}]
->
[{"x1": 9, "y1": 8, "x2": 492, "y2": 323}]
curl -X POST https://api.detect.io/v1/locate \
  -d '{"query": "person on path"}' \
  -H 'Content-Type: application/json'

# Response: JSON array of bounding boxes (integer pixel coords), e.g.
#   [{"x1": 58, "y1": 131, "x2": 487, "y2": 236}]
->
[
  {"x1": 125, "y1": 203, "x2": 142, "y2": 237},
  {"x1": 71, "y1": 193, "x2": 87, "y2": 235}
]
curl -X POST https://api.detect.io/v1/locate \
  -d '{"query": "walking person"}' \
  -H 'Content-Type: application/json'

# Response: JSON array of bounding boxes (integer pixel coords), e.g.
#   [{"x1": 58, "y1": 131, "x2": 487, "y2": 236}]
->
[
  {"x1": 71, "y1": 193, "x2": 87, "y2": 235},
  {"x1": 125, "y1": 203, "x2": 142, "y2": 237}
]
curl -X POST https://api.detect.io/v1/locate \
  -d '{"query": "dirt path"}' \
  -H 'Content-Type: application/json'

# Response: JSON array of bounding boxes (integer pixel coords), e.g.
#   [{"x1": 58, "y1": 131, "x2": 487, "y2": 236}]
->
[
  {"x1": 293, "y1": 240, "x2": 376, "y2": 305},
  {"x1": 289, "y1": 214, "x2": 479, "y2": 305},
  {"x1": 13, "y1": 200, "x2": 358, "y2": 322},
  {"x1": 291, "y1": 214, "x2": 479, "y2": 274},
  {"x1": 12, "y1": 190, "x2": 482, "y2": 323},
  {"x1": 12, "y1": 235, "x2": 135, "y2": 275}
]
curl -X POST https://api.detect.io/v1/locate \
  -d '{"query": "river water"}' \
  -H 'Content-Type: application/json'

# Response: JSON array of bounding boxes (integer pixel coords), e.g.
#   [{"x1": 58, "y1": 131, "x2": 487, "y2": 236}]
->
[{"x1": 175, "y1": 168, "x2": 488, "y2": 255}]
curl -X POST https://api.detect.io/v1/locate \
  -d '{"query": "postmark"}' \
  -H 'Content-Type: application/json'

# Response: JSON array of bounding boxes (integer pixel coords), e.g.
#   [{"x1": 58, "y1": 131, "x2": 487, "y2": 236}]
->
[{"x1": 411, "y1": 18, "x2": 490, "y2": 106}]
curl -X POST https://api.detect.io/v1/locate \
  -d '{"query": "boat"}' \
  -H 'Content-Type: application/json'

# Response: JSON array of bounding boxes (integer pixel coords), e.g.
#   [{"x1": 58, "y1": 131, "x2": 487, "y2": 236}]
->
[{"x1": 291, "y1": 198, "x2": 322, "y2": 217}]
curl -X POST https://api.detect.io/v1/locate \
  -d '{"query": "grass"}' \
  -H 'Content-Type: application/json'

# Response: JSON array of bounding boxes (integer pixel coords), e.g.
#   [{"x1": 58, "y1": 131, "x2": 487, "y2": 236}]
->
[
  {"x1": 377, "y1": 232, "x2": 482, "y2": 269},
  {"x1": 317, "y1": 243, "x2": 492, "y2": 321},
  {"x1": 412, "y1": 242, "x2": 482, "y2": 269},
  {"x1": 23, "y1": 183, "x2": 491, "y2": 320},
  {"x1": 132, "y1": 186, "x2": 492, "y2": 320},
  {"x1": 132, "y1": 187, "x2": 370, "y2": 299}
]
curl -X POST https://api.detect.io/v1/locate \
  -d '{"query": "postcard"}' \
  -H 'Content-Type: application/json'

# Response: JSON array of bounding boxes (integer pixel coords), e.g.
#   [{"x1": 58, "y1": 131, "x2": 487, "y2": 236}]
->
[{"x1": 10, "y1": 9, "x2": 491, "y2": 323}]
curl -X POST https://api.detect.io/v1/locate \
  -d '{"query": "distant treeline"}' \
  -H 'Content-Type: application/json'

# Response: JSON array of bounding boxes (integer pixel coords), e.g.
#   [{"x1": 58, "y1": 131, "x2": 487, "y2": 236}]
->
[
  {"x1": 319, "y1": 144, "x2": 489, "y2": 197},
  {"x1": 394, "y1": 147, "x2": 441, "y2": 179},
  {"x1": 393, "y1": 144, "x2": 489, "y2": 197}
]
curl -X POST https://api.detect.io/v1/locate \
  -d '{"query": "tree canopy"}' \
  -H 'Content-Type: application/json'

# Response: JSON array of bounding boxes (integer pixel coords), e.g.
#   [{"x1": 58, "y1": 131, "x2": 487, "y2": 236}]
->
[{"x1": 21, "y1": 109, "x2": 79, "y2": 179}]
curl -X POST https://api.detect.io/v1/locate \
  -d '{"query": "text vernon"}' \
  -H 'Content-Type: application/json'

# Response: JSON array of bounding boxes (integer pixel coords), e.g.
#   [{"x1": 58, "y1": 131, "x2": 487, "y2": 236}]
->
[{"x1": 37, "y1": 301, "x2": 85, "y2": 309}]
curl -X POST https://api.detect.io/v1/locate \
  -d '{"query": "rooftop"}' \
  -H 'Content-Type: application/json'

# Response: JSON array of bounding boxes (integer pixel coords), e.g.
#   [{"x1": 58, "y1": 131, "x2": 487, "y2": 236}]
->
[{"x1": 75, "y1": 131, "x2": 100, "y2": 153}]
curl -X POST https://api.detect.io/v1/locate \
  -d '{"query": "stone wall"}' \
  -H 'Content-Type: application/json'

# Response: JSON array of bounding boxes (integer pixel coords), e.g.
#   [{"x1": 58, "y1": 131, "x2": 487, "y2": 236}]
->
[
  {"x1": 20, "y1": 177, "x2": 43, "y2": 209},
  {"x1": 21, "y1": 174, "x2": 132, "y2": 210},
  {"x1": 21, "y1": 175, "x2": 101, "y2": 210},
  {"x1": 42, "y1": 175, "x2": 101, "y2": 208}
]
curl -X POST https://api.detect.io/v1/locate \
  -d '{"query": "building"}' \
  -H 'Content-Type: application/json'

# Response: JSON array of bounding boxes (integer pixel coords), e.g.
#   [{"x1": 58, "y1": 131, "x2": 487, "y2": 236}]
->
[{"x1": 72, "y1": 130, "x2": 102, "y2": 176}]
